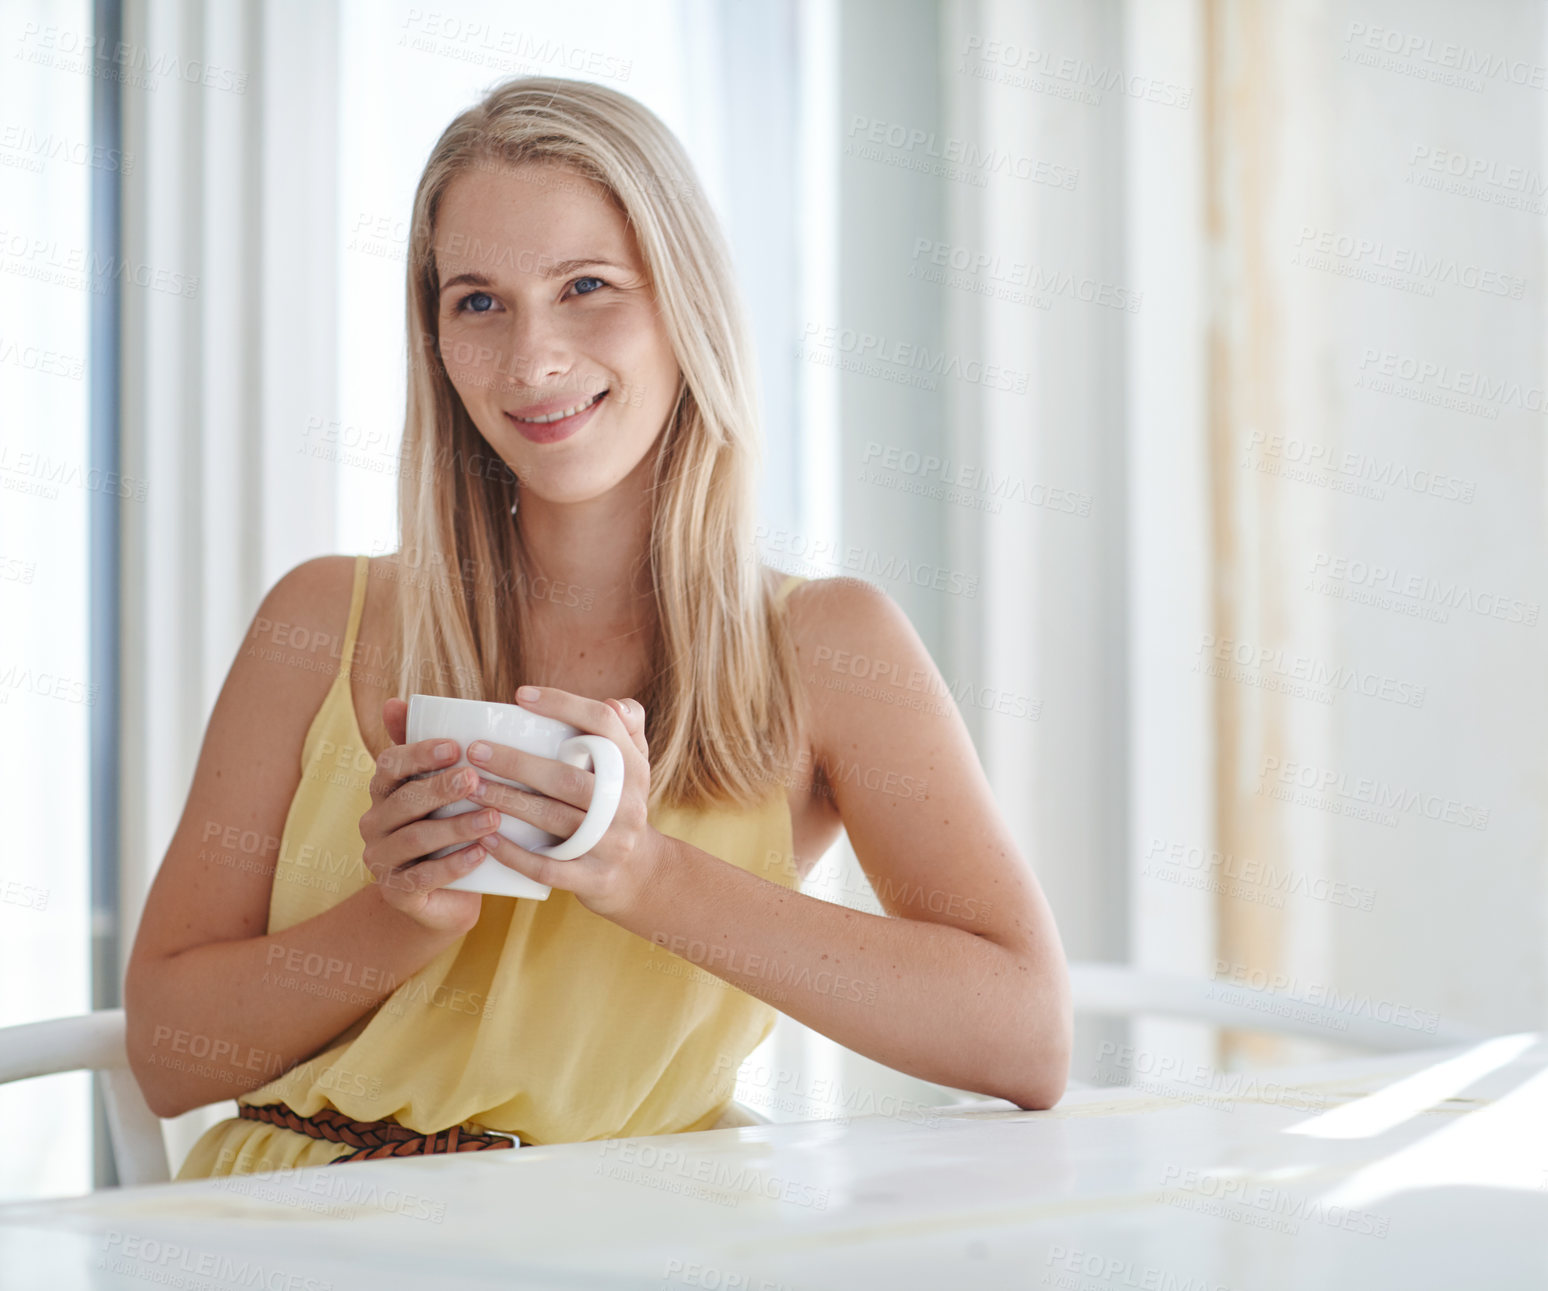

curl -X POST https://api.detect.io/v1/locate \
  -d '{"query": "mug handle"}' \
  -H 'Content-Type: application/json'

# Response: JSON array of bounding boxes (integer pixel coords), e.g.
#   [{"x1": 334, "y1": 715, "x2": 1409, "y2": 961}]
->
[{"x1": 531, "y1": 734, "x2": 625, "y2": 861}]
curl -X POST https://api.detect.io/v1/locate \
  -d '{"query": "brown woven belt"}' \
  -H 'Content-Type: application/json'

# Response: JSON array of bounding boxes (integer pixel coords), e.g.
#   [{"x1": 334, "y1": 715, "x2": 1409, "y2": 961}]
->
[{"x1": 239, "y1": 1101, "x2": 519, "y2": 1164}]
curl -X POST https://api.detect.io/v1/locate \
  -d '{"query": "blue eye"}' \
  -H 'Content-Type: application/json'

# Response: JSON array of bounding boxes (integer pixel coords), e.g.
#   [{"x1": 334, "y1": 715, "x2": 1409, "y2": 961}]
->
[
  {"x1": 455, "y1": 291, "x2": 495, "y2": 314},
  {"x1": 572, "y1": 276, "x2": 607, "y2": 296}
]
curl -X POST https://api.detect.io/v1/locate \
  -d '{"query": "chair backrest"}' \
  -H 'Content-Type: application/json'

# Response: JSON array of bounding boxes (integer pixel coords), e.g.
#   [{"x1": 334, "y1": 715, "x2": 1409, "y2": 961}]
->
[
  {"x1": 0, "y1": 1008, "x2": 170, "y2": 1187},
  {"x1": 1070, "y1": 962, "x2": 1485, "y2": 1051}
]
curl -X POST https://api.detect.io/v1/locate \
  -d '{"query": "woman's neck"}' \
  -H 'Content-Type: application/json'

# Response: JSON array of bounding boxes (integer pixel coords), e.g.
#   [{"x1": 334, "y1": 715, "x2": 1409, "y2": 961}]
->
[{"x1": 513, "y1": 484, "x2": 655, "y2": 632}]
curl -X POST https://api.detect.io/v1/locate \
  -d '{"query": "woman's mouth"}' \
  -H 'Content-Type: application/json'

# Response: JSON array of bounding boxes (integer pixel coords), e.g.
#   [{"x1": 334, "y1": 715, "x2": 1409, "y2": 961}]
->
[{"x1": 504, "y1": 389, "x2": 608, "y2": 444}]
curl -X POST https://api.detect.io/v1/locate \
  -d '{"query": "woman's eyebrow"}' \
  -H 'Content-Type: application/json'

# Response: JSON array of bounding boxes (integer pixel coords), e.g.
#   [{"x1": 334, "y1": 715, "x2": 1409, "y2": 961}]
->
[
  {"x1": 439, "y1": 258, "x2": 630, "y2": 294},
  {"x1": 543, "y1": 257, "x2": 629, "y2": 277},
  {"x1": 440, "y1": 271, "x2": 495, "y2": 294}
]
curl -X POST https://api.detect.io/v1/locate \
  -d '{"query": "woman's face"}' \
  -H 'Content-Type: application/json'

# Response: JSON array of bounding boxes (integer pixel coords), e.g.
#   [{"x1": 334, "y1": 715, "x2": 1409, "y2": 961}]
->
[{"x1": 432, "y1": 161, "x2": 681, "y2": 504}]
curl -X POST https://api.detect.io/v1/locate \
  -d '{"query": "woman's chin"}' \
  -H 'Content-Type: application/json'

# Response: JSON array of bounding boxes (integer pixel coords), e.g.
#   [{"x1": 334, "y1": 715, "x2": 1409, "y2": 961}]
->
[
  {"x1": 512, "y1": 473, "x2": 632, "y2": 509},
  {"x1": 509, "y1": 448, "x2": 660, "y2": 508}
]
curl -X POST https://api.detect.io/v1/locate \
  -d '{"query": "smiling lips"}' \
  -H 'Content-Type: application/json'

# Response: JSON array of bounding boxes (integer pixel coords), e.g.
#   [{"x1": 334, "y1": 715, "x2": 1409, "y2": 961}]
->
[
  {"x1": 509, "y1": 389, "x2": 607, "y2": 423},
  {"x1": 504, "y1": 389, "x2": 608, "y2": 444}
]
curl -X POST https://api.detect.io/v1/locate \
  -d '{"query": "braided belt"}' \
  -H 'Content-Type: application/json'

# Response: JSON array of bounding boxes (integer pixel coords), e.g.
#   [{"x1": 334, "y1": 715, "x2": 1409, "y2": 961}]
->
[{"x1": 239, "y1": 1101, "x2": 518, "y2": 1164}]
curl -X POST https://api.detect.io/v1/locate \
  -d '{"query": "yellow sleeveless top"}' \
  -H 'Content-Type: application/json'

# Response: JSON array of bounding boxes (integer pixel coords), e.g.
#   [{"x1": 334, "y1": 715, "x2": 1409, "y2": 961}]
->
[{"x1": 176, "y1": 555, "x2": 807, "y2": 1179}]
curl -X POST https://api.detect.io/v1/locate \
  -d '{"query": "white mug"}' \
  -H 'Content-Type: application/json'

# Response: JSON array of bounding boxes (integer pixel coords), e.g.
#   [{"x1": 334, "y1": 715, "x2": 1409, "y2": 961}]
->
[{"x1": 404, "y1": 693, "x2": 625, "y2": 899}]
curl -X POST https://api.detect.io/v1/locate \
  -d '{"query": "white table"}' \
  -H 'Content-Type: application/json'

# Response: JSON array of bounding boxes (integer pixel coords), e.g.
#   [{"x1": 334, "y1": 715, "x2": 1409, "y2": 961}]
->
[{"x1": 2, "y1": 1036, "x2": 1545, "y2": 1290}]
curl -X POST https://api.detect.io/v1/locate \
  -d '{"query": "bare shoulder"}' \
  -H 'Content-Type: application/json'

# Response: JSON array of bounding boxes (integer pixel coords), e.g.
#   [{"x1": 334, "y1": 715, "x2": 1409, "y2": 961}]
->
[
  {"x1": 191, "y1": 550, "x2": 365, "y2": 783},
  {"x1": 253, "y1": 554, "x2": 368, "y2": 687},
  {"x1": 775, "y1": 568, "x2": 983, "y2": 776},
  {"x1": 777, "y1": 573, "x2": 909, "y2": 667},
  {"x1": 196, "y1": 549, "x2": 365, "y2": 775},
  {"x1": 289, "y1": 552, "x2": 407, "y2": 758},
  {"x1": 773, "y1": 572, "x2": 917, "y2": 765},
  {"x1": 263, "y1": 552, "x2": 400, "y2": 666},
  {"x1": 258, "y1": 553, "x2": 360, "y2": 631},
  {"x1": 765, "y1": 566, "x2": 881, "y2": 616},
  {"x1": 124, "y1": 553, "x2": 363, "y2": 973},
  {"x1": 778, "y1": 572, "x2": 881, "y2": 609},
  {"x1": 769, "y1": 568, "x2": 901, "y2": 666}
]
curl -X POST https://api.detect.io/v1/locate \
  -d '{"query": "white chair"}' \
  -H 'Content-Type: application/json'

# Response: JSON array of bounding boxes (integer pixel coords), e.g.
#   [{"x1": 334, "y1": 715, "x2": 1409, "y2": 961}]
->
[
  {"x1": 897, "y1": 960, "x2": 1491, "y2": 1112},
  {"x1": 0, "y1": 1008, "x2": 170, "y2": 1187},
  {"x1": 0, "y1": 1008, "x2": 771, "y2": 1190},
  {"x1": 918, "y1": 962, "x2": 1489, "y2": 1111},
  {"x1": 1070, "y1": 961, "x2": 1486, "y2": 1051}
]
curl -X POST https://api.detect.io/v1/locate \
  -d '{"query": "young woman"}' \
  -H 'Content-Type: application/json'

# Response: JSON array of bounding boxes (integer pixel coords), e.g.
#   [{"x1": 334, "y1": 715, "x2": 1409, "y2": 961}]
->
[{"x1": 124, "y1": 76, "x2": 1071, "y2": 1179}]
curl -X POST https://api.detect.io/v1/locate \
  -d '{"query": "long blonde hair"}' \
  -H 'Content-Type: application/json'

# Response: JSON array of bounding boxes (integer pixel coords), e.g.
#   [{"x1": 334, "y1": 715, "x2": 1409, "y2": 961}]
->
[{"x1": 389, "y1": 75, "x2": 806, "y2": 813}]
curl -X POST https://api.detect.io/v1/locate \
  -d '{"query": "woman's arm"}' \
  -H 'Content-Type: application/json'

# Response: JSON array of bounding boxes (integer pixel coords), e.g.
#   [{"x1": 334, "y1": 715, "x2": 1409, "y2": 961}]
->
[
  {"x1": 474, "y1": 578, "x2": 1072, "y2": 1108},
  {"x1": 620, "y1": 842, "x2": 1068, "y2": 1107},
  {"x1": 127, "y1": 885, "x2": 463, "y2": 1119},
  {"x1": 619, "y1": 579, "x2": 1068, "y2": 1107},
  {"x1": 123, "y1": 557, "x2": 472, "y2": 1119}
]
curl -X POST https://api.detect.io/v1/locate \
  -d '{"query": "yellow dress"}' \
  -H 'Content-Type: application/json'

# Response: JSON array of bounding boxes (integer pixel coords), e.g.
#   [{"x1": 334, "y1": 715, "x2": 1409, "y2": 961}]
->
[{"x1": 176, "y1": 555, "x2": 807, "y2": 1179}]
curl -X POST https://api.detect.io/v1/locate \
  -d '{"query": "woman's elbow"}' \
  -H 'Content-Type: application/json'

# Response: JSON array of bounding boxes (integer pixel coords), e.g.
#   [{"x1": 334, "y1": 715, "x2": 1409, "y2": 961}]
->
[
  {"x1": 123, "y1": 972, "x2": 188, "y2": 1120},
  {"x1": 133, "y1": 1070, "x2": 188, "y2": 1122},
  {"x1": 123, "y1": 1021, "x2": 182, "y2": 1120},
  {"x1": 1003, "y1": 982, "x2": 1073, "y2": 1110},
  {"x1": 1006, "y1": 1062, "x2": 1068, "y2": 1111}
]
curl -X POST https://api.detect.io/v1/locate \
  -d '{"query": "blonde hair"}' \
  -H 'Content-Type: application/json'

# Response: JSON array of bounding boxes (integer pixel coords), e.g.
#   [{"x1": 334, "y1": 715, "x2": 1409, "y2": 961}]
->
[{"x1": 390, "y1": 76, "x2": 806, "y2": 812}]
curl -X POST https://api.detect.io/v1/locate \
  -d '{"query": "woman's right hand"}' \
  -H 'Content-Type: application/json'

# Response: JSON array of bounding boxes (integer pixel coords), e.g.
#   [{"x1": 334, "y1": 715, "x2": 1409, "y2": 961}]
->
[{"x1": 358, "y1": 698, "x2": 497, "y2": 937}]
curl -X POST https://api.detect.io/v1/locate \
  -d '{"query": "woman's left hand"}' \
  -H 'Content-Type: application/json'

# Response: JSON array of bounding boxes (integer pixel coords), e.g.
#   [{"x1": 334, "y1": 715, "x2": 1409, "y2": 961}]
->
[{"x1": 463, "y1": 687, "x2": 669, "y2": 919}]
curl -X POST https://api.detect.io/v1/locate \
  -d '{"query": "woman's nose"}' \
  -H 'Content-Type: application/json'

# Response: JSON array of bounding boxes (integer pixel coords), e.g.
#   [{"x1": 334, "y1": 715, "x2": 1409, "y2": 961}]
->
[{"x1": 499, "y1": 306, "x2": 574, "y2": 387}]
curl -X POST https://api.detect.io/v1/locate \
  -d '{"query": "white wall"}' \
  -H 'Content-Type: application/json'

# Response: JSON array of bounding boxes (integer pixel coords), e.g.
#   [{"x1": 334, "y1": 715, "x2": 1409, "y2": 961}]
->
[{"x1": 1308, "y1": 0, "x2": 1547, "y2": 1038}]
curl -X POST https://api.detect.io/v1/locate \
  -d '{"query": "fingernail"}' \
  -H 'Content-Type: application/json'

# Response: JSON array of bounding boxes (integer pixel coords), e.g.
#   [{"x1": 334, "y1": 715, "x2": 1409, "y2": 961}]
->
[
  {"x1": 437, "y1": 741, "x2": 456, "y2": 760},
  {"x1": 517, "y1": 686, "x2": 540, "y2": 701},
  {"x1": 469, "y1": 741, "x2": 492, "y2": 762}
]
